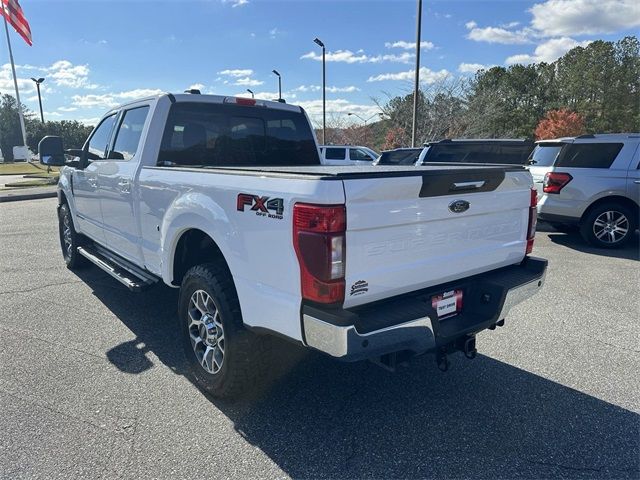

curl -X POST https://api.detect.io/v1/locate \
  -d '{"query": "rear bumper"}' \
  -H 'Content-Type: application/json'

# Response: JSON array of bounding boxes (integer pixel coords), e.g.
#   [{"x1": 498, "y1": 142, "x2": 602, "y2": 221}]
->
[{"x1": 302, "y1": 256, "x2": 547, "y2": 361}]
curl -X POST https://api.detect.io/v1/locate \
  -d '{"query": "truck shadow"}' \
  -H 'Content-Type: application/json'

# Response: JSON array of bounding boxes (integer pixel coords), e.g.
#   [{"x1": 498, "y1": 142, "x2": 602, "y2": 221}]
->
[
  {"x1": 547, "y1": 232, "x2": 639, "y2": 260},
  {"x1": 538, "y1": 221, "x2": 639, "y2": 260},
  {"x1": 76, "y1": 270, "x2": 640, "y2": 479}
]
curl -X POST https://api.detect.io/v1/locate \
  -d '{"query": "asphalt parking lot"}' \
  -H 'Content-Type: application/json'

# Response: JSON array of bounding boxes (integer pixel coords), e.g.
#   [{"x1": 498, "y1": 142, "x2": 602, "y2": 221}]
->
[{"x1": 1, "y1": 198, "x2": 638, "y2": 479}]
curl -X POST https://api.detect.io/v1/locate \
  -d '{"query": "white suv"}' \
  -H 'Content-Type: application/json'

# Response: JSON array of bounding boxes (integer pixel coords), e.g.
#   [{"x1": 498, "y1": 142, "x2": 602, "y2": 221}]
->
[
  {"x1": 319, "y1": 145, "x2": 378, "y2": 165},
  {"x1": 536, "y1": 133, "x2": 640, "y2": 248}
]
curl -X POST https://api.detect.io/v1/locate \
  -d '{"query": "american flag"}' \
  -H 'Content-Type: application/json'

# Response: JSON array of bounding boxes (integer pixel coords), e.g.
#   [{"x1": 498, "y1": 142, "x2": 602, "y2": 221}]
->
[{"x1": 1, "y1": 0, "x2": 32, "y2": 46}]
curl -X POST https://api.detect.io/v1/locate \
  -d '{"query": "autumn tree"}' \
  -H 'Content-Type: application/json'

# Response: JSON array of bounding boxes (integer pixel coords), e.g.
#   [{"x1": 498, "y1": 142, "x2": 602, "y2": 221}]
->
[{"x1": 534, "y1": 109, "x2": 586, "y2": 140}]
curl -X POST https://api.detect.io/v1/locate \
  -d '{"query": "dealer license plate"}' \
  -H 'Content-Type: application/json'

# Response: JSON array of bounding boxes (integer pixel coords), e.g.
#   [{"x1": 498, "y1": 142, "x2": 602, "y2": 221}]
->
[{"x1": 431, "y1": 289, "x2": 463, "y2": 320}]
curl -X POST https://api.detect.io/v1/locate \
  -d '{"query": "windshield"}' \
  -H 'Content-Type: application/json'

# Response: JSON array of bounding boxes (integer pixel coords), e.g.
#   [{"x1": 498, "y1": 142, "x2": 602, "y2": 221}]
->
[
  {"x1": 528, "y1": 144, "x2": 563, "y2": 167},
  {"x1": 375, "y1": 149, "x2": 422, "y2": 165}
]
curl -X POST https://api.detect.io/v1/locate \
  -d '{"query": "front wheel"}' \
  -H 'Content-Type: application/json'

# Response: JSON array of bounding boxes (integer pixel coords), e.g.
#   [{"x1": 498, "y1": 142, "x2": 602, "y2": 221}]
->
[
  {"x1": 178, "y1": 262, "x2": 270, "y2": 398},
  {"x1": 580, "y1": 203, "x2": 637, "y2": 248},
  {"x1": 58, "y1": 203, "x2": 88, "y2": 269}
]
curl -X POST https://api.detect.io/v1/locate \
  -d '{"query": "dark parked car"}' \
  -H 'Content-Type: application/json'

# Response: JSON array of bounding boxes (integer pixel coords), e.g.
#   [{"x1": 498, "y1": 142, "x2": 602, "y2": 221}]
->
[
  {"x1": 417, "y1": 139, "x2": 535, "y2": 166},
  {"x1": 373, "y1": 148, "x2": 423, "y2": 166}
]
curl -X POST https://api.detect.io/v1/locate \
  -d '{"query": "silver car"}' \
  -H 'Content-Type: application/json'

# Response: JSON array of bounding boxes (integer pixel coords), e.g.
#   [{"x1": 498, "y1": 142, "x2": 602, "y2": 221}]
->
[{"x1": 536, "y1": 133, "x2": 640, "y2": 248}]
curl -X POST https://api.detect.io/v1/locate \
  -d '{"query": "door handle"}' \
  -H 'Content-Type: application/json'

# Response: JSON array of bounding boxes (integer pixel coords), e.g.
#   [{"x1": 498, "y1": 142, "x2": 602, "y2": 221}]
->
[
  {"x1": 118, "y1": 179, "x2": 131, "y2": 193},
  {"x1": 634, "y1": 180, "x2": 640, "y2": 184},
  {"x1": 452, "y1": 181, "x2": 486, "y2": 190},
  {"x1": 88, "y1": 178, "x2": 98, "y2": 188}
]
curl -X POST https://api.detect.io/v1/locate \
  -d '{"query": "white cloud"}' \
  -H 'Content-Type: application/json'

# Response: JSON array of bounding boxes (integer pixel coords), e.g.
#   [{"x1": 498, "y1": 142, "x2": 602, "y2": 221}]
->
[
  {"x1": 301, "y1": 49, "x2": 369, "y2": 64},
  {"x1": 368, "y1": 52, "x2": 414, "y2": 64},
  {"x1": 222, "y1": 0, "x2": 248, "y2": 7},
  {"x1": 234, "y1": 77, "x2": 264, "y2": 87},
  {"x1": 296, "y1": 99, "x2": 382, "y2": 124},
  {"x1": 58, "y1": 106, "x2": 77, "y2": 112},
  {"x1": 530, "y1": 0, "x2": 640, "y2": 36},
  {"x1": 234, "y1": 90, "x2": 296, "y2": 100},
  {"x1": 187, "y1": 83, "x2": 205, "y2": 91},
  {"x1": 43, "y1": 111, "x2": 62, "y2": 117},
  {"x1": 75, "y1": 117, "x2": 101, "y2": 126},
  {"x1": 367, "y1": 67, "x2": 450, "y2": 84},
  {"x1": 218, "y1": 69, "x2": 262, "y2": 86},
  {"x1": 301, "y1": 49, "x2": 415, "y2": 64},
  {"x1": 218, "y1": 68, "x2": 253, "y2": 77},
  {"x1": 48, "y1": 60, "x2": 98, "y2": 89},
  {"x1": 506, "y1": 37, "x2": 592, "y2": 64},
  {"x1": 385, "y1": 40, "x2": 435, "y2": 50},
  {"x1": 466, "y1": 24, "x2": 533, "y2": 44},
  {"x1": 458, "y1": 63, "x2": 494, "y2": 73},
  {"x1": 269, "y1": 27, "x2": 282, "y2": 39},
  {"x1": 72, "y1": 89, "x2": 163, "y2": 108},
  {"x1": 293, "y1": 85, "x2": 360, "y2": 93}
]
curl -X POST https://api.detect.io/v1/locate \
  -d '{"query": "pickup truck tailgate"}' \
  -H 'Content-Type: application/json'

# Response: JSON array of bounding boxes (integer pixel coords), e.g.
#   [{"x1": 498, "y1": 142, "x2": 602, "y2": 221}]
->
[{"x1": 342, "y1": 167, "x2": 532, "y2": 308}]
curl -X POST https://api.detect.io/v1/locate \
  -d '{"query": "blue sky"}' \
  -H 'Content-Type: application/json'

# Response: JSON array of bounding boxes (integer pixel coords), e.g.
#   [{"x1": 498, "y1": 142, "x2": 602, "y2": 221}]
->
[{"x1": 3, "y1": 0, "x2": 639, "y2": 126}]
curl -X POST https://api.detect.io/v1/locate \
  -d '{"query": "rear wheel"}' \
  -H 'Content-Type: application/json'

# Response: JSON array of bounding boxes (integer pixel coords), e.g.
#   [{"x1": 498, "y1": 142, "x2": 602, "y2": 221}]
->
[
  {"x1": 58, "y1": 203, "x2": 88, "y2": 269},
  {"x1": 580, "y1": 203, "x2": 637, "y2": 248},
  {"x1": 178, "y1": 262, "x2": 270, "y2": 398}
]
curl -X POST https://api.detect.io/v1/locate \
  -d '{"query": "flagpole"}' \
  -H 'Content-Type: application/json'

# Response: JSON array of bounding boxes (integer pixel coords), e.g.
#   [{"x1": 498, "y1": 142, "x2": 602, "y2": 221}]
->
[{"x1": 3, "y1": 5, "x2": 28, "y2": 148}]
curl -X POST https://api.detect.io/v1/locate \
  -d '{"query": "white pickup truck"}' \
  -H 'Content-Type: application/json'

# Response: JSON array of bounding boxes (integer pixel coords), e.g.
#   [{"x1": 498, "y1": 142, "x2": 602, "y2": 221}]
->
[{"x1": 39, "y1": 93, "x2": 547, "y2": 398}]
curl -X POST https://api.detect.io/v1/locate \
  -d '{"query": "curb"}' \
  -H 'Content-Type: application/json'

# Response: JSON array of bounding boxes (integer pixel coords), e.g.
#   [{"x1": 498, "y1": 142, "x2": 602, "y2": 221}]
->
[{"x1": 0, "y1": 188, "x2": 57, "y2": 203}]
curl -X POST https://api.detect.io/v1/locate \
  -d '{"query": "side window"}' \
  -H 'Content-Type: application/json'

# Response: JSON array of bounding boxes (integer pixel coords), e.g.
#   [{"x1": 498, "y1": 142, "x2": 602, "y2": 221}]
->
[
  {"x1": 325, "y1": 148, "x2": 346, "y2": 160},
  {"x1": 349, "y1": 148, "x2": 373, "y2": 161},
  {"x1": 109, "y1": 106, "x2": 150, "y2": 161},
  {"x1": 556, "y1": 143, "x2": 623, "y2": 169},
  {"x1": 87, "y1": 114, "x2": 117, "y2": 160}
]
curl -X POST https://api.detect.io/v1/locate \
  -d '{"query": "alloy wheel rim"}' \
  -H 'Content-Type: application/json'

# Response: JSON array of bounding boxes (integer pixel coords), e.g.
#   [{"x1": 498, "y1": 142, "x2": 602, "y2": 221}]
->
[
  {"x1": 593, "y1": 210, "x2": 629, "y2": 244},
  {"x1": 62, "y1": 212, "x2": 73, "y2": 258},
  {"x1": 187, "y1": 289, "x2": 225, "y2": 374}
]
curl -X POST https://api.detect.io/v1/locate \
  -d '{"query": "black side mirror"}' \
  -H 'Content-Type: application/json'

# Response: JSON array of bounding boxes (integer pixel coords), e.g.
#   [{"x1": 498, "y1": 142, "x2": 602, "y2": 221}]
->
[{"x1": 38, "y1": 136, "x2": 66, "y2": 166}]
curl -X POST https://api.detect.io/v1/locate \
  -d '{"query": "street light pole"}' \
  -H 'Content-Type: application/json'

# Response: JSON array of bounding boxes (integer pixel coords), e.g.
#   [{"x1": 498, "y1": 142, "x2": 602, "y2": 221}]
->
[
  {"x1": 30, "y1": 77, "x2": 45, "y2": 123},
  {"x1": 314, "y1": 37, "x2": 326, "y2": 144},
  {"x1": 246, "y1": 89, "x2": 254, "y2": 98},
  {"x1": 411, "y1": 0, "x2": 423, "y2": 147},
  {"x1": 272, "y1": 70, "x2": 282, "y2": 101}
]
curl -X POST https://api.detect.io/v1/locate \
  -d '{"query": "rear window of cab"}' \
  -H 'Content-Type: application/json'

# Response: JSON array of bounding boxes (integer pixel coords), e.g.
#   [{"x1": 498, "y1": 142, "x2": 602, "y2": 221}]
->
[{"x1": 158, "y1": 102, "x2": 320, "y2": 167}]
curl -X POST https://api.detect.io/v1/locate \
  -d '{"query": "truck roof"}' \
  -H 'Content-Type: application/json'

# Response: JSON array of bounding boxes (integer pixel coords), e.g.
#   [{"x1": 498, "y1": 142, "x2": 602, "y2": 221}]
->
[{"x1": 107, "y1": 92, "x2": 303, "y2": 114}]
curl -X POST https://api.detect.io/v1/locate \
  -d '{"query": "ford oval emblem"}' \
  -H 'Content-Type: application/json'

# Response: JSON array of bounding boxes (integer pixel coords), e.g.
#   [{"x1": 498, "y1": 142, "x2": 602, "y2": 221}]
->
[{"x1": 449, "y1": 200, "x2": 470, "y2": 213}]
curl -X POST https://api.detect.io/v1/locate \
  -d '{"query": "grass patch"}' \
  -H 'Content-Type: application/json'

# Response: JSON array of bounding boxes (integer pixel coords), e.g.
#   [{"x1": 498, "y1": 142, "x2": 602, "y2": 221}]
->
[
  {"x1": 4, "y1": 177, "x2": 58, "y2": 188},
  {"x1": 0, "y1": 162, "x2": 58, "y2": 176}
]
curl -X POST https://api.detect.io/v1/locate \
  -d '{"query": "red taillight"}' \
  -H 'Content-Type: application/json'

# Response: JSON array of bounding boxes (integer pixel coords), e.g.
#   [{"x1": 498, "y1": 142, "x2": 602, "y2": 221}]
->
[
  {"x1": 293, "y1": 203, "x2": 346, "y2": 304},
  {"x1": 526, "y1": 188, "x2": 537, "y2": 254},
  {"x1": 543, "y1": 172, "x2": 572, "y2": 194}
]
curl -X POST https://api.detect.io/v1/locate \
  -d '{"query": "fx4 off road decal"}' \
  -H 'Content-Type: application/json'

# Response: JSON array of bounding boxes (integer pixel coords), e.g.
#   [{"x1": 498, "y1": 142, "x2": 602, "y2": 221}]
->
[{"x1": 237, "y1": 193, "x2": 284, "y2": 220}]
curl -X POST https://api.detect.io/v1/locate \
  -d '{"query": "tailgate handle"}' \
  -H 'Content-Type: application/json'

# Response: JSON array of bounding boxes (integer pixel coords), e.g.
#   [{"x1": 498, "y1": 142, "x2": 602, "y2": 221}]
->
[{"x1": 451, "y1": 181, "x2": 486, "y2": 190}]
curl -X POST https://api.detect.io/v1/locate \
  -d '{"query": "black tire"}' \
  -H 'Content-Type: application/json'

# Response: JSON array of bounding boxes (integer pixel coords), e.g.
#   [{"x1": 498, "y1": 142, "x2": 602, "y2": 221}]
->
[
  {"x1": 58, "y1": 203, "x2": 88, "y2": 269},
  {"x1": 580, "y1": 202, "x2": 637, "y2": 249},
  {"x1": 178, "y1": 262, "x2": 270, "y2": 399}
]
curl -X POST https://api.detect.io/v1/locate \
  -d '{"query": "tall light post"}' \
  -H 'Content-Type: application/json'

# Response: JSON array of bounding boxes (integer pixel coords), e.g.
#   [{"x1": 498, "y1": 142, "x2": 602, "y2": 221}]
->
[
  {"x1": 313, "y1": 37, "x2": 326, "y2": 144},
  {"x1": 411, "y1": 0, "x2": 423, "y2": 147},
  {"x1": 246, "y1": 88, "x2": 254, "y2": 98},
  {"x1": 272, "y1": 70, "x2": 282, "y2": 102},
  {"x1": 30, "y1": 77, "x2": 45, "y2": 123}
]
